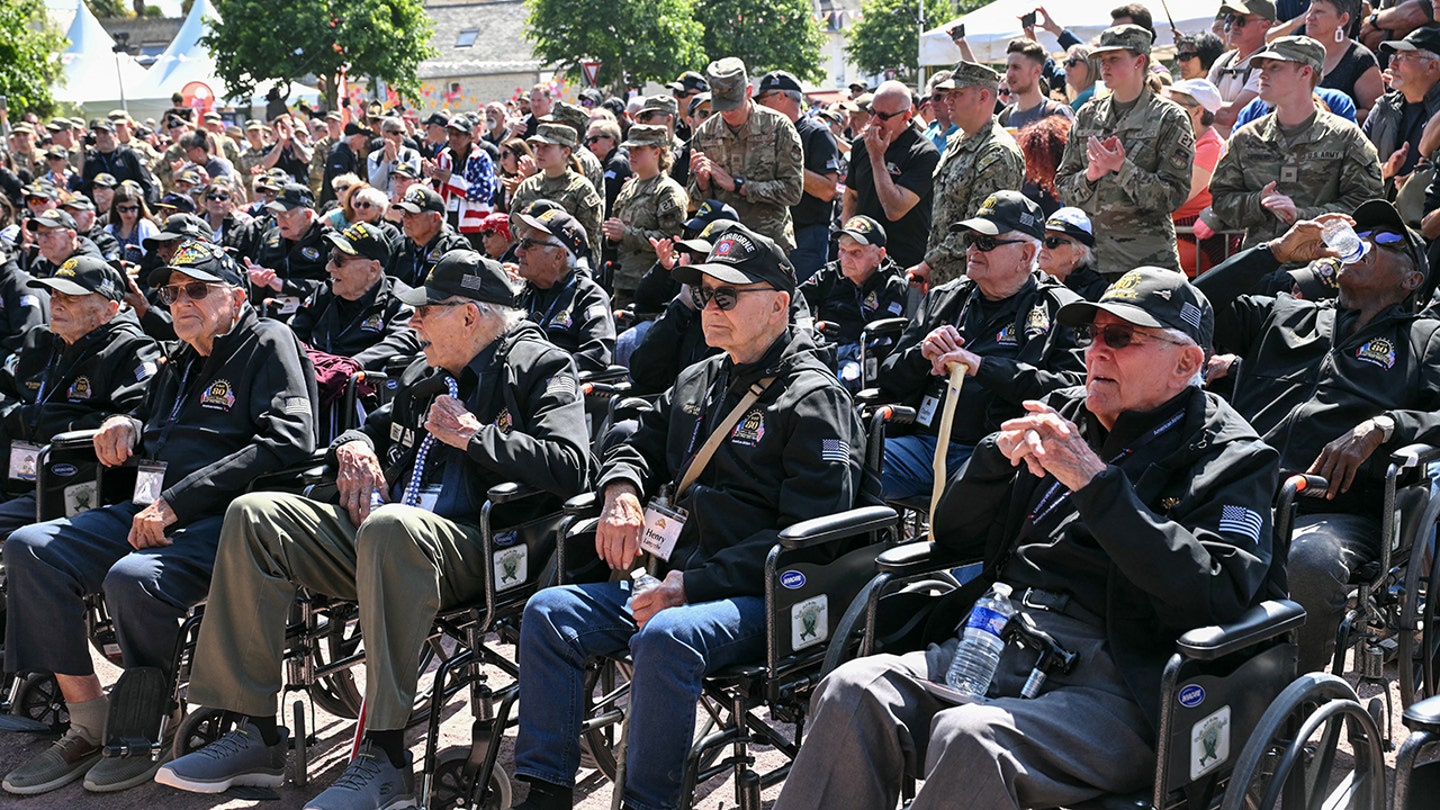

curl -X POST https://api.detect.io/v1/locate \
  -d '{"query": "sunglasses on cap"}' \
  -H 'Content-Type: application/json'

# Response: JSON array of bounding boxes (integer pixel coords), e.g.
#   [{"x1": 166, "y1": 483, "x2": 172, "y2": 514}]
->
[
  {"x1": 1358, "y1": 229, "x2": 1408, "y2": 252},
  {"x1": 965, "y1": 234, "x2": 1026, "y2": 252},
  {"x1": 1043, "y1": 235, "x2": 1076, "y2": 249},
  {"x1": 517, "y1": 236, "x2": 563, "y2": 251},
  {"x1": 1074, "y1": 322, "x2": 1188, "y2": 350},
  {"x1": 158, "y1": 281, "x2": 225, "y2": 305},
  {"x1": 689, "y1": 284, "x2": 775, "y2": 311}
]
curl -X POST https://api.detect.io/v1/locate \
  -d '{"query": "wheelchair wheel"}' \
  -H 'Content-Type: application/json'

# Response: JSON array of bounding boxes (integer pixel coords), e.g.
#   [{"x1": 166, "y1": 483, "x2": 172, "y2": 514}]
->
[
  {"x1": 310, "y1": 602, "x2": 364, "y2": 719},
  {"x1": 1399, "y1": 522, "x2": 1440, "y2": 707},
  {"x1": 579, "y1": 658, "x2": 632, "y2": 779},
  {"x1": 172, "y1": 706, "x2": 242, "y2": 758},
  {"x1": 13, "y1": 673, "x2": 68, "y2": 732},
  {"x1": 430, "y1": 745, "x2": 513, "y2": 810},
  {"x1": 1221, "y1": 673, "x2": 1386, "y2": 810}
]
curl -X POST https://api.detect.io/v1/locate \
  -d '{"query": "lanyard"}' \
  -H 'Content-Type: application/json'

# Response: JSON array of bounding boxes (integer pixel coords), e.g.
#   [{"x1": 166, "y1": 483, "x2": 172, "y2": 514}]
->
[
  {"x1": 152, "y1": 358, "x2": 197, "y2": 456},
  {"x1": 1027, "y1": 407, "x2": 1187, "y2": 527},
  {"x1": 682, "y1": 375, "x2": 728, "y2": 460},
  {"x1": 530, "y1": 276, "x2": 578, "y2": 327},
  {"x1": 403, "y1": 375, "x2": 460, "y2": 505}
]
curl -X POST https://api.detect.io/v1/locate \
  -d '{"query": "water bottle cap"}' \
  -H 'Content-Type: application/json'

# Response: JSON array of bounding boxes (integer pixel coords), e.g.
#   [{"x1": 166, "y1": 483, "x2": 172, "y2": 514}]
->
[
  {"x1": 630, "y1": 568, "x2": 649, "y2": 582},
  {"x1": 991, "y1": 583, "x2": 1013, "y2": 598}
]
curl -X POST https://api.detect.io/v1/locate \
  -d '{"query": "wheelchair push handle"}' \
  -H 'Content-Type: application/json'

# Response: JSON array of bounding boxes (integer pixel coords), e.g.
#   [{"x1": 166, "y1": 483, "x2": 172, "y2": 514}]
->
[{"x1": 1002, "y1": 612, "x2": 1077, "y2": 699}]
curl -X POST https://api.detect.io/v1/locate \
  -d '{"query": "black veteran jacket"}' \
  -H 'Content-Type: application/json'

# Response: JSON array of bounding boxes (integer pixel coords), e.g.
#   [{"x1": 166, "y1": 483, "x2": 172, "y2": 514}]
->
[
  {"x1": 931, "y1": 385, "x2": 1280, "y2": 734},
  {"x1": 0, "y1": 258, "x2": 47, "y2": 356},
  {"x1": 130, "y1": 306, "x2": 318, "y2": 525},
  {"x1": 518, "y1": 270, "x2": 616, "y2": 375},
  {"x1": 386, "y1": 226, "x2": 471, "y2": 289},
  {"x1": 797, "y1": 257, "x2": 910, "y2": 345},
  {"x1": 255, "y1": 218, "x2": 331, "y2": 301},
  {"x1": 328, "y1": 322, "x2": 589, "y2": 515},
  {"x1": 290, "y1": 275, "x2": 422, "y2": 371},
  {"x1": 0, "y1": 319, "x2": 160, "y2": 460},
  {"x1": 598, "y1": 329, "x2": 868, "y2": 604},
  {"x1": 879, "y1": 271, "x2": 1085, "y2": 444},
  {"x1": 1198, "y1": 245, "x2": 1440, "y2": 515}
]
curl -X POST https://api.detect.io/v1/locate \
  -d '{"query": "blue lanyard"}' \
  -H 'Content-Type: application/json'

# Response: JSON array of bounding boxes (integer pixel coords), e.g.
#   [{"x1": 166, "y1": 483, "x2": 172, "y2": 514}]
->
[
  {"x1": 530, "y1": 275, "x2": 578, "y2": 327},
  {"x1": 402, "y1": 375, "x2": 460, "y2": 506},
  {"x1": 1027, "y1": 407, "x2": 1186, "y2": 526},
  {"x1": 152, "y1": 359, "x2": 196, "y2": 456}
]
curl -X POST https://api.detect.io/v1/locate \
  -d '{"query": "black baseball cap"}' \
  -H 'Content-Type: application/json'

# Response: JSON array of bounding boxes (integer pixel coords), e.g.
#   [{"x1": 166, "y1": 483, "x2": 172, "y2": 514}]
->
[
  {"x1": 148, "y1": 239, "x2": 245, "y2": 288},
  {"x1": 266, "y1": 183, "x2": 316, "y2": 212},
  {"x1": 25, "y1": 209, "x2": 77, "y2": 232},
  {"x1": 1379, "y1": 24, "x2": 1440, "y2": 56},
  {"x1": 325, "y1": 221, "x2": 392, "y2": 264},
  {"x1": 1058, "y1": 268, "x2": 1214, "y2": 348},
  {"x1": 445, "y1": 116, "x2": 474, "y2": 134},
  {"x1": 673, "y1": 223, "x2": 797, "y2": 294},
  {"x1": 28, "y1": 255, "x2": 125, "y2": 301},
  {"x1": 1351, "y1": 199, "x2": 1429, "y2": 277},
  {"x1": 158, "y1": 192, "x2": 197, "y2": 214},
  {"x1": 343, "y1": 121, "x2": 368, "y2": 137},
  {"x1": 144, "y1": 214, "x2": 213, "y2": 251},
  {"x1": 757, "y1": 70, "x2": 804, "y2": 95},
  {"x1": 953, "y1": 190, "x2": 1046, "y2": 239},
  {"x1": 670, "y1": 71, "x2": 710, "y2": 94},
  {"x1": 674, "y1": 220, "x2": 741, "y2": 255},
  {"x1": 516, "y1": 208, "x2": 590, "y2": 258},
  {"x1": 683, "y1": 198, "x2": 740, "y2": 233},
  {"x1": 396, "y1": 249, "x2": 517, "y2": 307},
  {"x1": 834, "y1": 215, "x2": 887, "y2": 248},
  {"x1": 394, "y1": 184, "x2": 444, "y2": 214},
  {"x1": 423, "y1": 111, "x2": 451, "y2": 128}
]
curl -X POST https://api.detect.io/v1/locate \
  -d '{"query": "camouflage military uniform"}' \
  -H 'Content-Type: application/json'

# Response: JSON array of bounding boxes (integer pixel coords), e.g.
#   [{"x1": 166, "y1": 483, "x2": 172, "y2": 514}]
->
[
  {"x1": 215, "y1": 134, "x2": 242, "y2": 168},
  {"x1": 308, "y1": 136, "x2": 334, "y2": 197},
  {"x1": 1209, "y1": 110, "x2": 1383, "y2": 247},
  {"x1": 609, "y1": 173, "x2": 689, "y2": 301},
  {"x1": 686, "y1": 104, "x2": 804, "y2": 252},
  {"x1": 925, "y1": 120, "x2": 1026, "y2": 286},
  {"x1": 1055, "y1": 86, "x2": 1194, "y2": 275},
  {"x1": 509, "y1": 170, "x2": 605, "y2": 259},
  {"x1": 157, "y1": 142, "x2": 188, "y2": 192},
  {"x1": 575, "y1": 146, "x2": 604, "y2": 202},
  {"x1": 239, "y1": 146, "x2": 270, "y2": 185}
]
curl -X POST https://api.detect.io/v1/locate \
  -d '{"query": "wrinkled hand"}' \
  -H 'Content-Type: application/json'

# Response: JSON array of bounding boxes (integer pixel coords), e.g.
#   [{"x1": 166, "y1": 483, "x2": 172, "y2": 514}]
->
[
  {"x1": 1205, "y1": 353, "x2": 1238, "y2": 383},
  {"x1": 335, "y1": 440, "x2": 387, "y2": 527},
  {"x1": 932, "y1": 348, "x2": 979, "y2": 377},
  {"x1": 996, "y1": 401, "x2": 1107, "y2": 491},
  {"x1": 1307, "y1": 421, "x2": 1386, "y2": 499},
  {"x1": 1085, "y1": 136, "x2": 1125, "y2": 179},
  {"x1": 1269, "y1": 215, "x2": 1347, "y2": 264},
  {"x1": 1260, "y1": 182, "x2": 1298, "y2": 225},
  {"x1": 630, "y1": 569, "x2": 686, "y2": 629},
  {"x1": 596, "y1": 483, "x2": 645, "y2": 570},
  {"x1": 94, "y1": 415, "x2": 138, "y2": 467},
  {"x1": 865, "y1": 122, "x2": 897, "y2": 155},
  {"x1": 121, "y1": 269, "x2": 149, "y2": 317},
  {"x1": 919, "y1": 325, "x2": 965, "y2": 366},
  {"x1": 245, "y1": 259, "x2": 281, "y2": 292},
  {"x1": 1383, "y1": 142, "x2": 1410, "y2": 180},
  {"x1": 601, "y1": 217, "x2": 627, "y2": 241},
  {"x1": 425, "y1": 394, "x2": 481, "y2": 450},
  {"x1": 651, "y1": 237, "x2": 676, "y2": 270},
  {"x1": 128, "y1": 497, "x2": 177, "y2": 549},
  {"x1": 905, "y1": 262, "x2": 931, "y2": 286}
]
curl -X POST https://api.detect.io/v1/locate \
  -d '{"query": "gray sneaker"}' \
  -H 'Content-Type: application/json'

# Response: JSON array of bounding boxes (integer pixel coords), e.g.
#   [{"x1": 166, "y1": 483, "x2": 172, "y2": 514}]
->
[
  {"x1": 2, "y1": 729, "x2": 102, "y2": 795},
  {"x1": 153, "y1": 722, "x2": 288, "y2": 794},
  {"x1": 304, "y1": 741, "x2": 415, "y2": 810},
  {"x1": 84, "y1": 748, "x2": 172, "y2": 793}
]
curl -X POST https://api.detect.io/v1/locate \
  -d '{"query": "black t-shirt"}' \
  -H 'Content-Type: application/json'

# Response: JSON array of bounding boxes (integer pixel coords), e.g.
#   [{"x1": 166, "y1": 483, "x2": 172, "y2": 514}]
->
[
  {"x1": 1320, "y1": 41, "x2": 1378, "y2": 104},
  {"x1": 792, "y1": 116, "x2": 842, "y2": 229},
  {"x1": 845, "y1": 127, "x2": 939, "y2": 267}
]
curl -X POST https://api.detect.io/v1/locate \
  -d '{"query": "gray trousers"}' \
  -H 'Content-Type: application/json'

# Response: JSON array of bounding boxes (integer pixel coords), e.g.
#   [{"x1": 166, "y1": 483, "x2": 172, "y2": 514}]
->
[
  {"x1": 774, "y1": 611, "x2": 1153, "y2": 810},
  {"x1": 1288, "y1": 512, "x2": 1381, "y2": 673},
  {"x1": 187, "y1": 492, "x2": 486, "y2": 730}
]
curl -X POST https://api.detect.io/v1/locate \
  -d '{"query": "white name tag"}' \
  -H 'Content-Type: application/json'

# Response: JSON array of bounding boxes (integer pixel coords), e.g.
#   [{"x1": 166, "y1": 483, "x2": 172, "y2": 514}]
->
[
  {"x1": 133, "y1": 460, "x2": 168, "y2": 506},
  {"x1": 416, "y1": 484, "x2": 441, "y2": 512},
  {"x1": 8, "y1": 441, "x2": 40, "y2": 482},
  {"x1": 917, "y1": 395, "x2": 940, "y2": 428},
  {"x1": 640, "y1": 500, "x2": 688, "y2": 561},
  {"x1": 273, "y1": 295, "x2": 302, "y2": 315}
]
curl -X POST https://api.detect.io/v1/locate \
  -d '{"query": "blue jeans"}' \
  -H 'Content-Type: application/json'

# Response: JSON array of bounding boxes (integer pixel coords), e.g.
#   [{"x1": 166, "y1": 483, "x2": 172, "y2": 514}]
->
[
  {"x1": 514, "y1": 581, "x2": 766, "y2": 810},
  {"x1": 790, "y1": 223, "x2": 831, "y2": 283},
  {"x1": 882, "y1": 434, "x2": 973, "y2": 500}
]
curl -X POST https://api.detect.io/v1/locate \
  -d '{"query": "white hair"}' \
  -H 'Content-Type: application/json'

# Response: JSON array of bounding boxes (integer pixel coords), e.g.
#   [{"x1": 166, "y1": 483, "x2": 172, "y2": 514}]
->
[
  {"x1": 478, "y1": 301, "x2": 527, "y2": 332},
  {"x1": 1160, "y1": 326, "x2": 1205, "y2": 387}
]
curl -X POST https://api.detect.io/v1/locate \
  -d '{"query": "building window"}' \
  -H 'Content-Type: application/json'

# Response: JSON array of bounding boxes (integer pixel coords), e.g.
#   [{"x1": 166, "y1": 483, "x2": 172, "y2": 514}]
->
[{"x1": 456, "y1": 29, "x2": 478, "y2": 48}]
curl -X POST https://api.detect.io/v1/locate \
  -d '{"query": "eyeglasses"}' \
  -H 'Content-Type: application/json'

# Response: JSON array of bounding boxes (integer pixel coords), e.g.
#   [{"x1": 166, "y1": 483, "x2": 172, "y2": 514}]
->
[
  {"x1": 689, "y1": 284, "x2": 774, "y2": 311},
  {"x1": 383, "y1": 129, "x2": 405, "y2": 136},
  {"x1": 1223, "y1": 13, "x2": 1257, "y2": 29},
  {"x1": 414, "y1": 301, "x2": 471, "y2": 319},
  {"x1": 517, "y1": 237, "x2": 563, "y2": 251},
  {"x1": 334, "y1": 185, "x2": 353, "y2": 196},
  {"x1": 25, "y1": 196, "x2": 50, "y2": 205},
  {"x1": 585, "y1": 135, "x2": 611, "y2": 144},
  {"x1": 327, "y1": 251, "x2": 365, "y2": 266},
  {"x1": 965, "y1": 234, "x2": 1026, "y2": 252},
  {"x1": 1177, "y1": 51, "x2": 1200, "y2": 61},
  {"x1": 158, "y1": 281, "x2": 224, "y2": 305},
  {"x1": 1043, "y1": 236, "x2": 1076, "y2": 249},
  {"x1": 694, "y1": 110, "x2": 712, "y2": 120},
  {"x1": 1074, "y1": 322, "x2": 1188, "y2": 350},
  {"x1": 116, "y1": 204, "x2": 140, "y2": 213},
  {"x1": 1064, "y1": 58, "x2": 1087, "y2": 67},
  {"x1": 1357, "y1": 229, "x2": 1408, "y2": 252},
  {"x1": 353, "y1": 201, "x2": 376, "y2": 209},
  {"x1": 206, "y1": 193, "x2": 229, "y2": 201},
  {"x1": 872, "y1": 108, "x2": 908, "y2": 122}
]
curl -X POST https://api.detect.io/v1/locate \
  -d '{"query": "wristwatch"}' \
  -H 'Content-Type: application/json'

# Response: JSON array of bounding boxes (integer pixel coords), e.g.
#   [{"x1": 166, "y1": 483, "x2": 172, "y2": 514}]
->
[
  {"x1": 1373, "y1": 413, "x2": 1396, "y2": 443},
  {"x1": 734, "y1": 176, "x2": 746, "y2": 196},
  {"x1": 1369, "y1": 12, "x2": 1381, "y2": 29}
]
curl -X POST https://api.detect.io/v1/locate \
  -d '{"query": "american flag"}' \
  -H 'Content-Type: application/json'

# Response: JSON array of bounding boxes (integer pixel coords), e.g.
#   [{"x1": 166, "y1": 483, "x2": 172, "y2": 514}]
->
[
  {"x1": 1219, "y1": 505, "x2": 1263, "y2": 544},
  {"x1": 822, "y1": 439, "x2": 850, "y2": 463}
]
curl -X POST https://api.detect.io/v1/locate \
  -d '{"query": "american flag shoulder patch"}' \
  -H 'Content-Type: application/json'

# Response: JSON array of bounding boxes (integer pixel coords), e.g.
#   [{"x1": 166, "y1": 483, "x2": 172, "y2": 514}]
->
[
  {"x1": 1219, "y1": 504, "x2": 1264, "y2": 544},
  {"x1": 546, "y1": 375, "x2": 579, "y2": 399},
  {"x1": 821, "y1": 438, "x2": 850, "y2": 463},
  {"x1": 283, "y1": 396, "x2": 312, "y2": 416}
]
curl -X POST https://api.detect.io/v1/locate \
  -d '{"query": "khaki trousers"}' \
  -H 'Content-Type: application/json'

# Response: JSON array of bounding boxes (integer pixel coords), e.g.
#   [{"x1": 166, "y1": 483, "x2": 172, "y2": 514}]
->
[{"x1": 188, "y1": 492, "x2": 486, "y2": 730}]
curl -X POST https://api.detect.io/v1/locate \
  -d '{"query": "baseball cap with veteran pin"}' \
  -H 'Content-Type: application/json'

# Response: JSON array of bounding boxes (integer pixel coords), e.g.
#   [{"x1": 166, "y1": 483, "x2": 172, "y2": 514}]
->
[
  {"x1": 670, "y1": 71, "x2": 710, "y2": 94},
  {"x1": 757, "y1": 70, "x2": 804, "y2": 96},
  {"x1": 1045, "y1": 207, "x2": 1096, "y2": 247},
  {"x1": 683, "y1": 198, "x2": 740, "y2": 233},
  {"x1": 394, "y1": 184, "x2": 445, "y2": 214},
  {"x1": 1058, "y1": 268, "x2": 1215, "y2": 349},
  {"x1": 326, "y1": 221, "x2": 393, "y2": 264},
  {"x1": 528, "y1": 122, "x2": 577, "y2": 149},
  {"x1": 1220, "y1": 0, "x2": 1279, "y2": 21},
  {"x1": 148, "y1": 239, "x2": 245, "y2": 288},
  {"x1": 673, "y1": 223, "x2": 798, "y2": 294},
  {"x1": 29, "y1": 255, "x2": 126, "y2": 301},
  {"x1": 1379, "y1": 24, "x2": 1440, "y2": 56},
  {"x1": 953, "y1": 190, "x2": 1046, "y2": 239},
  {"x1": 1247, "y1": 35, "x2": 1325, "y2": 73},
  {"x1": 25, "y1": 209, "x2": 78, "y2": 232},
  {"x1": 934, "y1": 61, "x2": 1000, "y2": 92},
  {"x1": 144, "y1": 214, "x2": 214, "y2": 251},
  {"x1": 674, "y1": 219, "x2": 741, "y2": 256},
  {"x1": 835, "y1": 215, "x2": 887, "y2": 248},
  {"x1": 516, "y1": 208, "x2": 591, "y2": 257},
  {"x1": 1089, "y1": 24, "x2": 1155, "y2": 57},
  {"x1": 396, "y1": 250, "x2": 517, "y2": 307},
  {"x1": 266, "y1": 183, "x2": 316, "y2": 213},
  {"x1": 706, "y1": 57, "x2": 751, "y2": 113}
]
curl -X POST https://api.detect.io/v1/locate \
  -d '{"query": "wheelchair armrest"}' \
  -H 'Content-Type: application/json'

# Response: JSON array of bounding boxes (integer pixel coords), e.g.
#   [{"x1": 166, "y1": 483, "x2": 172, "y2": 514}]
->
[
  {"x1": 580, "y1": 365, "x2": 629, "y2": 386},
  {"x1": 487, "y1": 481, "x2": 542, "y2": 505},
  {"x1": 1175, "y1": 599, "x2": 1305, "y2": 661},
  {"x1": 614, "y1": 397, "x2": 655, "y2": 420},
  {"x1": 1391, "y1": 443, "x2": 1440, "y2": 470},
  {"x1": 777, "y1": 505, "x2": 898, "y2": 550},
  {"x1": 48, "y1": 429, "x2": 102, "y2": 451},
  {"x1": 855, "y1": 387, "x2": 884, "y2": 406},
  {"x1": 877, "y1": 404, "x2": 916, "y2": 425},
  {"x1": 862, "y1": 317, "x2": 909, "y2": 338},
  {"x1": 813, "y1": 320, "x2": 841, "y2": 336},
  {"x1": 874, "y1": 541, "x2": 977, "y2": 576},
  {"x1": 564, "y1": 491, "x2": 601, "y2": 516}
]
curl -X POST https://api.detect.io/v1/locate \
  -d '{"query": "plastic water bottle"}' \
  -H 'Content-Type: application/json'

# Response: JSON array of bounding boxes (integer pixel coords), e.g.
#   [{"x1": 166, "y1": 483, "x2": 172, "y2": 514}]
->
[
  {"x1": 944, "y1": 583, "x2": 1017, "y2": 697},
  {"x1": 624, "y1": 568, "x2": 662, "y2": 616},
  {"x1": 1322, "y1": 219, "x2": 1366, "y2": 264}
]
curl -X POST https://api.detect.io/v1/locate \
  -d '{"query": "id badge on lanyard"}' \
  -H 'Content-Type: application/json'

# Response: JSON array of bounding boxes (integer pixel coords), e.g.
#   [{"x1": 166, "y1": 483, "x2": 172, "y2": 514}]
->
[
  {"x1": 133, "y1": 460, "x2": 168, "y2": 505},
  {"x1": 8, "y1": 441, "x2": 40, "y2": 481},
  {"x1": 640, "y1": 494, "x2": 688, "y2": 561}
]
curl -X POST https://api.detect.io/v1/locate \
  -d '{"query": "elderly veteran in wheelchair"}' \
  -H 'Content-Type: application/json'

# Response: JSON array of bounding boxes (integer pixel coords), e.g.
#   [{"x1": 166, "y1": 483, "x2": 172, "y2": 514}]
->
[
  {"x1": 509, "y1": 223, "x2": 869, "y2": 810},
  {"x1": 156, "y1": 249, "x2": 590, "y2": 810},
  {"x1": 2, "y1": 240, "x2": 318, "y2": 795},
  {"x1": 775, "y1": 270, "x2": 1281, "y2": 810}
]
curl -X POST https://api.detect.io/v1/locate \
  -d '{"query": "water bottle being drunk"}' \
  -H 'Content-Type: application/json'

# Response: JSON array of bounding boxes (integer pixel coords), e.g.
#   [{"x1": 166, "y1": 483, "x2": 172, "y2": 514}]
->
[
  {"x1": 624, "y1": 568, "x2": 662, "y2": 616},
  {"x1": 944, "y1": 583, "x2": 1017, "y2": 697},
  {"x1": 1321, "y1": 219, "x2": 1366, "y2": 264}
]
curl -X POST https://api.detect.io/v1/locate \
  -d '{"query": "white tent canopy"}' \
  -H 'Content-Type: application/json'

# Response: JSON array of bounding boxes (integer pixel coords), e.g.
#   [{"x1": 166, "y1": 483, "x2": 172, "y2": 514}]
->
[
  {"x1": 920, "y1": 0, "x2": 1221, "y2": 64},
  {"x1": 52, "y1": 0, "x2": 150, "y2": 106}
]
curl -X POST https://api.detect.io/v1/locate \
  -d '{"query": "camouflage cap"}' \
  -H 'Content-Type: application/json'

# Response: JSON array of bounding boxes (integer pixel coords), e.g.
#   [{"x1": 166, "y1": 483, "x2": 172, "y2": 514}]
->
[
  {"x1": 640, "y1": 94, "x2": 679, "y2": 117},
  {"x1": 935, "y1": 61, "x2": 1000, "y2": 92},
  {"x1": 706, "y1": 57, "x2": 750, "y2": 112},
  {"x1": 528, "y1": 122, "x2": 577, "y2": 148},
  {"x1": 1219, "y1": 0, "x2": 1278, "y2": 21},
  {"x1": 1089, "y1": 24, "x2": 1154, "y2": 57},
  {"x1": 1247, "y1": 35, "x2": 1325, "y2": 73},
  {"x1": 621, "y1": 124, "x2": 670, "y2": 149},
  {"x1": 841, "y1": 93, "x2": 875, "y2": 113},
  {"x1": 543, "y1": 100, "x2": 590, "y2": 134}
]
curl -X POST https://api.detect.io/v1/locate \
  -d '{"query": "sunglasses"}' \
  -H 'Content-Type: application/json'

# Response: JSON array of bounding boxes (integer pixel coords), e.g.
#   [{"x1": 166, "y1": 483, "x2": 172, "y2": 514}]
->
[
  {"x1": 158, "y1": 281, "x2": 224, "y2": 305},
  {"x1": 517, "y1": 237, "x2": 563, "y2": 251},
  {"x1": 1043, "y1": 236, "x2": 1076, "y2": 249},
  {"x1": 1064, "y1": 58, "x2": 1087, "y2": 67},
  {"x1": 383, "y1": 129, "x2": 405, "y2": 136},
  {"x1": 1223, "y1": 13, "x2": 1256, "y2": 29},
  {"x1": 206, "y1": 193, "x2": 229, "y2": 202},
  {"x1": 1177, "y1": 51, "x2": 1200, "y2": 60},
  {"x1": 872, "y1": 108, "x2": 908, "y2": 122},
  {"x1": 1074, "y1": 323, "x2": 1188, "y2": 350},
  {"x1": 415, "y1": 300, "x2": 471, "y2": 319},
  {"x1": 353, "y1": 201, "x2": 376, "y2": 209},
  {"x1": 116, "y1": 204, "x2": 140, "y2": 213},
  {"x1": 585, "y1": 135, "x2": 611, "y2": 144},
  {"x1": 694, "y1": 110, "x2": 712, "y2": 120},
  {"x1": 689, "y1": 284, "x2": 774, "y2": 311},
  {"x1": 965, "y1": 234, "x2": 1026, "y2": 252},
  {"x1": 1357, "y1": 229, "x2": 1408, "y2": 251}
]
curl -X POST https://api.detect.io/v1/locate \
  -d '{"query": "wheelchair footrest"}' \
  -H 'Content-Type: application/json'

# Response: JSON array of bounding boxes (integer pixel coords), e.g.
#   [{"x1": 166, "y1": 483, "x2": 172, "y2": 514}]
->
[{"x1": 102, "y1": 666, "x2": 168, "y2": 757}]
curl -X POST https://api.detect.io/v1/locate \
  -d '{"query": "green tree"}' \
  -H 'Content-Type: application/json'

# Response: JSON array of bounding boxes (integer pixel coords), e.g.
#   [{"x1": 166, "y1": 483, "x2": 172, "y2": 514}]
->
[
  {"x1": 696, "y1": 0, "x2": 825, "y2": 82},
  {"x1": 202, "y1": 0, "x2": 436, "y2": 107},
  {"x1": 85, "y1": 0, "x2": 130, "y2": 18},
  {"x1": 0, "y1": 0, "x2": 65, "y2": 116},
  {"x1": 846, "y1": 0, "x2": 973, "y2": 81},
  {"x1": 523, "y1": 0, "x2": 706, "y2": 94}
]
